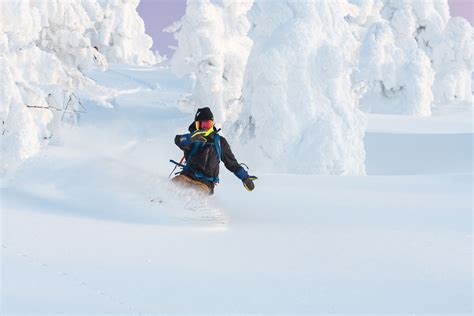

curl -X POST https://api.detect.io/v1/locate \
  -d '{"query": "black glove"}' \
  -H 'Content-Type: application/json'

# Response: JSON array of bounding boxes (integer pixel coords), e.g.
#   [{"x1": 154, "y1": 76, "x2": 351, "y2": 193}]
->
[
  {"x1": 243, "y1": 176, "x2": 258, "y2": 191},
  {"x1": 190, "y1": 130, "x2": 207, "y2": 143}
]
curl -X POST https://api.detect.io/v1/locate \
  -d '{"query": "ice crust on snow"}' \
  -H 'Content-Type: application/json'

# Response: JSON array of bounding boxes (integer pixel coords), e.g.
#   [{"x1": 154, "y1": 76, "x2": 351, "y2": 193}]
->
[{"x1": 0, "y1": 0, "x2": 155, "y2": 172}]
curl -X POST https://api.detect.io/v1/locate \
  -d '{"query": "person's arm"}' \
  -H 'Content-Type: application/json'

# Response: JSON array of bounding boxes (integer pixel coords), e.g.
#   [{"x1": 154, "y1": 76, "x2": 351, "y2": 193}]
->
[
  {"x1": 174, "y1": 133, "x2": 193, "y2": 151},
  {"x1": 220, "y1": 137, "x2": 257, "y2": 191},
  {"x1": 175, "y1": 128, "x2": 209, "y2": 151},
  {"x1": 220, "y1": 137, "x2": 242, "y2": 173}
]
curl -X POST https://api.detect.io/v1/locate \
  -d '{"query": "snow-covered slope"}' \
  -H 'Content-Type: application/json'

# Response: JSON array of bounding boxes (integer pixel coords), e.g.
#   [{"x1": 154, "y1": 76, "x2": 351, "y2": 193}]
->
[
  {"x1": 1, "y1": 1, "x2": 472, "y2": 313},
  {"x1": 1, "y1": 64, "x2": 472, "y2": 314}
]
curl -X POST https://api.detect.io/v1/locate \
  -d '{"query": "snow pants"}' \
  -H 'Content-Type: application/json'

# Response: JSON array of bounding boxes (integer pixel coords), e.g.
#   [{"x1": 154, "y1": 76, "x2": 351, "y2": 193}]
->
[{"x1": 171, "y1": 174, "x2": 212, "y2": 195}]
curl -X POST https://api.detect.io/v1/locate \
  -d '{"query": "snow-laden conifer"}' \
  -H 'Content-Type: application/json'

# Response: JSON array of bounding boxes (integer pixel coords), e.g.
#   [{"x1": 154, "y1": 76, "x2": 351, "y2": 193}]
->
[
  {"x1": 0, "y1": 0, "x2": 155, "y2": 172},
  {"x1": 169, "y1": 0, "x2": 253, "y2": 122},
  {"x1": 235, "y1": 1, "x2": 366, "y2": 175}
]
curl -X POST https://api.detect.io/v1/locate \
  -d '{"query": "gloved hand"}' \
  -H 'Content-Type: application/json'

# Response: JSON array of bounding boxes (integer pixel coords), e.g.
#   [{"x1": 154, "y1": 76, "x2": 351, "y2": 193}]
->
[
  {"x1": 234, "y1": 166, "x2": 257, "y2": 192},
  {"x1": 190, "y1": 130, "x2": 207, "y2": 143},
  {"x1": 243, "y1": 176, "x2": 258, "y2": 191}
]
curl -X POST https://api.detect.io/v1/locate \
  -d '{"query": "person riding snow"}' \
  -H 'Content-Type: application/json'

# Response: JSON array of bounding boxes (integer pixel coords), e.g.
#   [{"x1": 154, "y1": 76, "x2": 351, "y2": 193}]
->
[{"x1": 171, "y1": 107, "x2": 257, "y2": 195}]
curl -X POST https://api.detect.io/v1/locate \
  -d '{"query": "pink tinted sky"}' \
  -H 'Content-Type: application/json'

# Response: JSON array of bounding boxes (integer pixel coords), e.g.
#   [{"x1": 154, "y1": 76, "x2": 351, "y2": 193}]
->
[
  {"x1": 137, "y1": 0, "x2": 186, "y2": 57},
  {"x1": 138, "y1": 0, "x2": 473, "y2": 57},
  {"x1": 448, "y1": 0, "x2": 474, "y2": 22}
]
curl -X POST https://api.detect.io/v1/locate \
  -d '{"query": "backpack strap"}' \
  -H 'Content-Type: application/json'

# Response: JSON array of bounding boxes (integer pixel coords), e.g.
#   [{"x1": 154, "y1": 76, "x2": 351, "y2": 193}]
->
[
  {"x1": 187, "y1": 140, "x2": 203, "y2": 163},
  {"x1": 214, "y1": 133, "x2": 221, "y2": 161}
]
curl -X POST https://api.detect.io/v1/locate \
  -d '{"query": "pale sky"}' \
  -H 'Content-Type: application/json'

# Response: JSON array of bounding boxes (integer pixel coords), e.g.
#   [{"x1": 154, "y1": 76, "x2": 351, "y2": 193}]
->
[
  {"x1": 137, "y1": 0, "x2": 186, "y2": 57},
  {"x1": 138, "y1": 0, "x2": 473, "y2": 57}
]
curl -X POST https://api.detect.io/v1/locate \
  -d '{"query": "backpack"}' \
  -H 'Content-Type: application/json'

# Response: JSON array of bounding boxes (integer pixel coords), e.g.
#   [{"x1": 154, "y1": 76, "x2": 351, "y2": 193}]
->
[{"x1": 170, "y1": 133, "x2": 221, "y2": 183}]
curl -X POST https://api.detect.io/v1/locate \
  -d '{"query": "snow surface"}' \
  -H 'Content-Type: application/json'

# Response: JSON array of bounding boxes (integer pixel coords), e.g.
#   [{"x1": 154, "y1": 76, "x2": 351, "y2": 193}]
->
[{"x1": 1, "y1": 64, "x2": 472, "y2": 314}]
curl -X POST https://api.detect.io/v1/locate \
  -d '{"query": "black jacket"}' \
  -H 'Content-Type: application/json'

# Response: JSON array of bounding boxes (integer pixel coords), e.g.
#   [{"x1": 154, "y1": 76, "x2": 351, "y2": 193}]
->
[{"x1": 174, "y1": 124, "x2": 242, "y2": 191}]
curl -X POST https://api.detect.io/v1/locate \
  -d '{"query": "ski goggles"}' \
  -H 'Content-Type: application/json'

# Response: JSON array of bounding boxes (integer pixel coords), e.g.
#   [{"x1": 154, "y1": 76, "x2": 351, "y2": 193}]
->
[{"x1": 195, "y1": 120, "x2": 214, "y2": 130}]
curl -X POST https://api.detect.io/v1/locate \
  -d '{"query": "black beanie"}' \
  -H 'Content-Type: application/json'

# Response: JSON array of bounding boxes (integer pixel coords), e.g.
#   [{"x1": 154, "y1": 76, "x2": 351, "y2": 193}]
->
[{"x1": 195, "y1": 107, "x2": 214, "y2": 121}]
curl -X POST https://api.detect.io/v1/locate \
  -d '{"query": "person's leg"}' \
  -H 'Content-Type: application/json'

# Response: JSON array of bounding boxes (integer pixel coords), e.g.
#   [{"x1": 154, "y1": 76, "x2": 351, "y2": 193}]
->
[
  {"x1": 193, "y1": 181, "x2": 212, "y2": 195},
  {"x1": 171, "y1": 174, "x2": 212, "y2": 195},
  {"x1": 171, "y1": 174, "x2": 190, "y2": 187}
]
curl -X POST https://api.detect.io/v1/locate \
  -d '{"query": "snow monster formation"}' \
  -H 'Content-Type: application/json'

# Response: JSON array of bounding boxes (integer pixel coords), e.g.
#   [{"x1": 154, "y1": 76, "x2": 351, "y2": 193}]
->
[
  {"x1": 235, "y1": 1, "x2": 367, "y2": 175},
  {"x1": 169, "y1": 0, "x2": 253, "y2": 123},
  {"x1": 88, "y1": 0, "x2": 156, "y2": 65},
  {"x1": 169, "y1": 0, "x2": 472, "y2": 175},
  {"x1": 0, "y1": 0, "x2": 155, "y2": 172},
  {"x1": 351, "y1": 0, "x2": 473, "y2": 115},
  {"x1": 431, "y1": 17, "x2": 473, "y2": 107}
]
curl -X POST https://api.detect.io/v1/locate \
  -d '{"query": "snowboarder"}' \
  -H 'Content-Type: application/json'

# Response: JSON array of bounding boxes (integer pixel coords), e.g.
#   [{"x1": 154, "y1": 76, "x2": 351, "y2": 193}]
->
[{"x1": 171, "y1": 107, "x2": 257, "y2": 195}]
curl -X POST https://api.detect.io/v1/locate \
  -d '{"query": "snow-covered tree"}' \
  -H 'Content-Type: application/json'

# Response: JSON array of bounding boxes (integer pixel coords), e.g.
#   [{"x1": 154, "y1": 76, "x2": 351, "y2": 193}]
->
[
  {"x1": 431, "y1": 17, "x2": 473, "y2": 107},
  {"x1": 234, "y1": 0, "x2": 367, "y2": 175},
  {"x1": 0, "y1": 0, "x2": 155, "y2": 173},
  {"x1": 354, "y1": 21, "x2": 435, "y2": 116},
  {"x1": 91, "y1": 0, "x2": 156, "y2": 65},
  {"x1": 168, "y1": 0, "x2": 471, "y2": 175},
  {"x1": 169, "y1": 0, "x2": 253, "y2": 122},
  {"x1": 351, "y1": 0, "x2": 472, "y2": 114}
]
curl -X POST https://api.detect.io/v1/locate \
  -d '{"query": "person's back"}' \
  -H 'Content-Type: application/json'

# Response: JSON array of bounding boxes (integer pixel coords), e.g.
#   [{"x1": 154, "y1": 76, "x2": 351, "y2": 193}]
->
[{"x1": 171, "y1": 107, "x2": 257, "y2": 195}]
